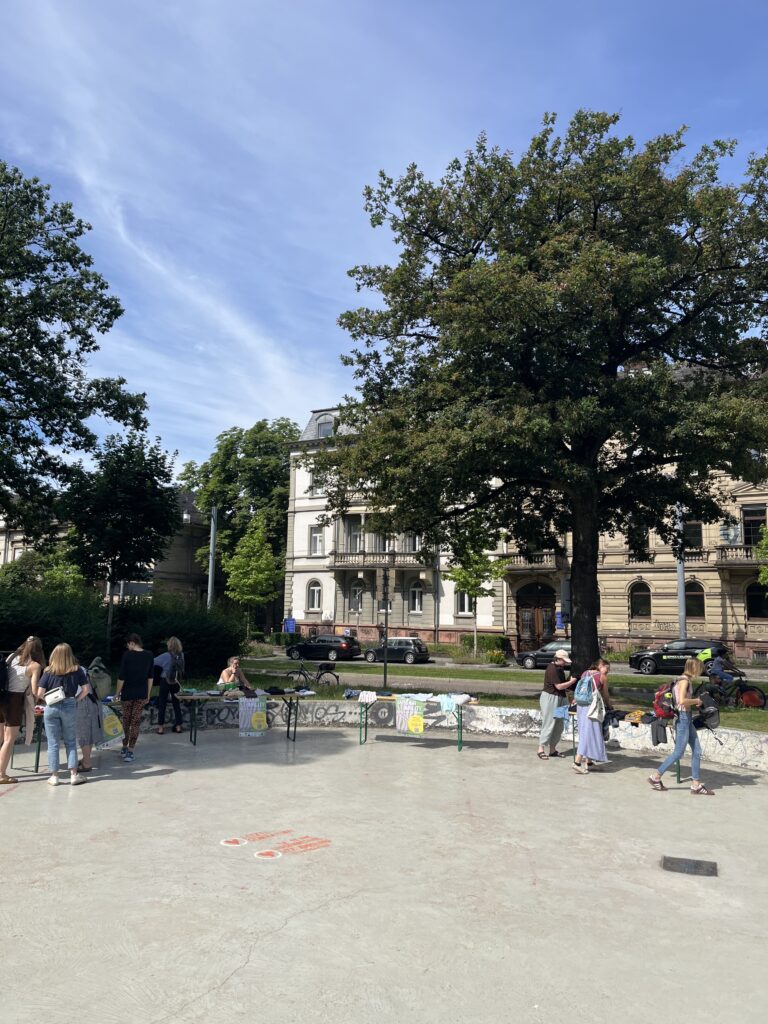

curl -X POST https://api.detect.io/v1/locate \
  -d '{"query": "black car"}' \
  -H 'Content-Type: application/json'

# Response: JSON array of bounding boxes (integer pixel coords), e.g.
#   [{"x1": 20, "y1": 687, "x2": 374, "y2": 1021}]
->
[
  {"x1": 286, "y1": 634, "x2": 361, "y2": 662},
  {"x1": 363, "y1": 637, "x2": 430, "y2": 665},
  {"x1": 628, "y1": 639, "x2": 729, "y2": 676},
  {"x1": 515, "y1": 641, "x2": 572, "y2": 670}
]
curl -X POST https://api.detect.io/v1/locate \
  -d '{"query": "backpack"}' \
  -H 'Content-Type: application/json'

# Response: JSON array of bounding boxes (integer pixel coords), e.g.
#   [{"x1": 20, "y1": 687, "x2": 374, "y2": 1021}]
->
[
  {"x1": 574, "y1": 671, "x2": 596, "y2": 706},
  {"x1": 653, "y1": 683, "x2": 676, "y2": 720}
]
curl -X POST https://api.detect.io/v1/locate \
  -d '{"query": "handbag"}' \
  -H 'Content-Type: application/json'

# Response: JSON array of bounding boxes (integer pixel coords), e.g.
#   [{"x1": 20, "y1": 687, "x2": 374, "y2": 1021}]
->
[
  {"x1": 587, "y1": 686, "x2": 605, "y2": 723},
  {"x1": 44, "y1": 686, "x2": 66, "y2": 706}
]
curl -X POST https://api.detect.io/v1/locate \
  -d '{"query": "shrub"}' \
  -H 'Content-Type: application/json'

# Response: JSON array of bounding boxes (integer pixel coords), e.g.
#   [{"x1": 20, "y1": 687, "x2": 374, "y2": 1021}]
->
[
  {"x1": 0, "y1": 588, "x2": 106, "y2": 662},
  {"x1": 485, "y1": 649, "x2": 507, "y2": 665},
  {"x1": 459, "y1": 633, "x2": 509, "y2": 653}
]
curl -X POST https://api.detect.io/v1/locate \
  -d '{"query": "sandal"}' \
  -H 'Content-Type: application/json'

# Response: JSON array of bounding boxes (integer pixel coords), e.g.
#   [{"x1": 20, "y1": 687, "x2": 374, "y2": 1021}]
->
[
  {"x1": 536, "y1": 751, "x2": 549, "y2": 760},
  {"x1": 0, "y1": 775, "x2": 18, "y2": 784},
  {"x1": 77, "y1": 761, "x2": 93, "y2": 772},
  {"x1": 690, "y1": 784, "x2": 715, "y2": 796},
  {"x1": 173, "y1": 725, "x2": 183, "y2": 734},
  {"x1": 549, "y1": 750, "x2": 562, "y2": 757},
  {"x1": 156, "y1": 727, "x2": 166, "y2": 735},
  {"x1": 648, "y1": 775, "x2": 667, "y2": 791}
]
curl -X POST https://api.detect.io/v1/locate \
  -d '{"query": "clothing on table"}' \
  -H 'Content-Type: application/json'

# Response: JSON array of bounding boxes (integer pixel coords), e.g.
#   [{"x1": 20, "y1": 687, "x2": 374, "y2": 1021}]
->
[
  {"x1": 118, "y1": 650, "x2": 154, "y2": 701},
  {"x1": 38, "y1": 667, "x2": 87, "y2": 699},
  {"x1": 43, "y1": 698, "x2": 78, "y2": 773},
  {"x1": 439, "y1": 694, "x2": 456, "y2": 713},
  {"x1": 658, "y1": 712, "x2": 701, "y2": 778},
  {"x1": 650, "y1": 719, "x2": 669, "y2": 746},
  {"x1": 121, "y1": 699, "x2": 147, "y2": 750},
  {"x1": 77, "y1": 694, "x2": 105, "y2": 747},
  {"x1": 542, "y1": 663, "x2": 567, "y2": 696},
  {"x1": 576, "y1": 703, "x2": 608, "y2": 761},
  {"x1": 357, "y1": 691, "x2": 378, "y2": 705},
  {"x1": 539, "y1": 691, "x2": 568, "y2": 747}
]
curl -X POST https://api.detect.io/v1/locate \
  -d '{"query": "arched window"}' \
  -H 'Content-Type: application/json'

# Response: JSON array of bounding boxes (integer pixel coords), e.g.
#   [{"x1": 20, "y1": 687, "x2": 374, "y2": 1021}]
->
[
  {"x1": 746, "y1": 582, "x2": 768, "y2": 619},
  {"x1": 350, "y1": 582, "x2": 364, "y2": 613},
  {"x1": 316, "y1": 415, "x2": 334, "y2": 439},
  {"x1": 629, "y1": 581, "x2": 651, "y2": 618},
  {"x1": 409, "y1": 580, "x2": 423, "y2": 613},
  {"x1": 685, "y1": 581, "x2": 705, "y2": 619},
  {"x1": 307, "y1": 580, "x2": 322, "y2": 612}
]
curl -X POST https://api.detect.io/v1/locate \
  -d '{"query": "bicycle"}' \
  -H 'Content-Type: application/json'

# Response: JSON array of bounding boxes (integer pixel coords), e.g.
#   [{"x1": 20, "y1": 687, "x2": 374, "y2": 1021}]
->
[
  {"x1": 693, "y1": 672, "x2": 766, "y2": 709},
  {"x1": 285, "y1": 661, "x2": 340, "y2": 689}
]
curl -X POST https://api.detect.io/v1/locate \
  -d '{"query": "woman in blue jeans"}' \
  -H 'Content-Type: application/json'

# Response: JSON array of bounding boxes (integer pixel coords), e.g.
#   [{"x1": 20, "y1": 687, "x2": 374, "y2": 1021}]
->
[
  {"x1": 648, "y1": 658, "x2": 714, "y2": 796},
  {"x1": 34, "y1": 643, "x2": 91, "y2": 787}
]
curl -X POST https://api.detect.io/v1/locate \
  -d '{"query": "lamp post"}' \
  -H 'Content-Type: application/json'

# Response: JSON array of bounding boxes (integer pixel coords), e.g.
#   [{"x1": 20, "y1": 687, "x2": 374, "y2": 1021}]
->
[
  {"x1": 382, "y1": 550, "x2": 396, "y2": 691},
  {"x1": 207, "y1": 505, "x2": 217, "y2": 611}
]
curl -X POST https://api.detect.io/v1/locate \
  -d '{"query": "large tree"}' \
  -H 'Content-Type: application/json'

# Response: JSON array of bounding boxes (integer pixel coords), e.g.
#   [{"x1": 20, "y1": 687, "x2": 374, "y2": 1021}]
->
[
  {"x1": 222, "y1": 511, "x2": 283, "y2": 632},
  {"x1": 312, "y1": 111, "x2": 768, "y2": 672},
  {"x1": 0, "y1": 161, "x2": 146, "y2": 535}
]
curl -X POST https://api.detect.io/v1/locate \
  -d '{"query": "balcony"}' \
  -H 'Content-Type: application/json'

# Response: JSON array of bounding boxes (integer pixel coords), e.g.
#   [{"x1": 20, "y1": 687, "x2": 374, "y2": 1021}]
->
[
  {"x1": 504, "y1": 551, "x2": 556, "y2": 570},
  {"x1": 715, "y1": 544, "x2": 758, "y2": 564},
  {"x1": 327, "y1": 549, "x2": 426, "y2": 570},
  {"x1": 624, "y1": 552, "x2": 656, "y2": 564}
]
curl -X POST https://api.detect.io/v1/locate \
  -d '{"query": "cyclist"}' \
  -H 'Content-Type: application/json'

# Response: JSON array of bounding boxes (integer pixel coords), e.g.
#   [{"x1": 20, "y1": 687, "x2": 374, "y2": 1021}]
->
[{"x1": 708, "y1": 652, "x2": 739, "y2": 688}]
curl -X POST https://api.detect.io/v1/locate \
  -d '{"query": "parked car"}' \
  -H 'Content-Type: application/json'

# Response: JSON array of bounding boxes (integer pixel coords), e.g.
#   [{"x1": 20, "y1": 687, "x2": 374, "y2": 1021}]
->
[
  {"x1": 286, "y1": 634, "x2": 361, "y2": 662},
  {"x1": 628, "y1": 638, "x2": 730, "y2": 676},
  {"x1": 363, "y1": 637, "x2": 430, "y2": 665},
  {"x1": 515, "y1": 641, "x2": 572, "y2": 670}
]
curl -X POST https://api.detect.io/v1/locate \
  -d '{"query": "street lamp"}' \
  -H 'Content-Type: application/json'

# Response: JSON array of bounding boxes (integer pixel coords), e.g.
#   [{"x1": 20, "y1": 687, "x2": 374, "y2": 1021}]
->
[{"x1": 382, "y1": 549, "x2": 396, "y2": 691}]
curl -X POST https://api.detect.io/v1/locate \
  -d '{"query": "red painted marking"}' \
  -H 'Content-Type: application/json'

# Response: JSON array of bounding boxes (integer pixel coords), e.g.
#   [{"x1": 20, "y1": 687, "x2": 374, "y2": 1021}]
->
[
  {"x1": 220, "y1": 837, "x2": 248, "y2": 847},
  {"x1": 0, "y1": 785, "x2": 20, "y2": 798},
  {"x1": 243, "y1": 829, "x2": 293, "y2": 843},
  {"x1": 272, "y1": 836, "x2": 331, "y2": 856},
  {"x1": 254, "y1": 849, "x2": 282, "y2": 860}
]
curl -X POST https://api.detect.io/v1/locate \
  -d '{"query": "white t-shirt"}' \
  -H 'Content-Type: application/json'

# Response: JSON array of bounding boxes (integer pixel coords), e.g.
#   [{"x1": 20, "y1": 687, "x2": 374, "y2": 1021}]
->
[{"x1": 7, "y1": 656, "x2": 31, "y2": 693}]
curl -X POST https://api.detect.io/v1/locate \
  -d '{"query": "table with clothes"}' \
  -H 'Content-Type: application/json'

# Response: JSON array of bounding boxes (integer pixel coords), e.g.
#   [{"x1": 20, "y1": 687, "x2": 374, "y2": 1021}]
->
[{"x1": 356, "y1": 691, "x2": 477, "y2": 751}]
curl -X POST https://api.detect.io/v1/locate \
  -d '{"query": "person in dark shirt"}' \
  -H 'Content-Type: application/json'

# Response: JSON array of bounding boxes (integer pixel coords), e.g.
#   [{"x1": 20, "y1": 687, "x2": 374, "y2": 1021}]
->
[
  {"x1": 116, "y1": 634, "x2": 154, "y2": 763},
  {"x1": 537, "y1": 649, "x2": 575, "y2": 759}
]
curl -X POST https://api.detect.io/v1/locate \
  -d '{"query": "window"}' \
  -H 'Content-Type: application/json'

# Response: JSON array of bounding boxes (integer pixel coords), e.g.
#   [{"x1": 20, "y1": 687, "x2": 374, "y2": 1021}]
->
[
  {"x1": 457, "y1": 590, "x2": 474, "y2": 615},
  {"x1": 350, "y1": 582, "x2": 364, "y2": 613},
  {"x1": 409, "y1": 580, "x2": 423, "y2": 613},
  {"x1": 683, "y1": 522, "x2": 703, "y2": 548},
  {"x1": 308, "y1": 472, "x2": 326, "y2": 497},
  {"x1": 372, "y1": 534, "x2": 395, "y2": 552},
  {"x1": 307, "y1": 580, "x2": 322, "y2": 612},
  {"x1": 629, "y1": 581, "x2": 651, "y2": 618},
  {"x1": 406, "y1": 533, "x2": 423, "y2": 552},
  {"x1": 309, "y1": 526, "x2": 324, "y2": 556},
  {"x1": 347, "y1": 519, "x2": 363, "y2": 553},
  {"x1": 685, "y1": 581, "x2": 705, "y2": 618},
  {"x1": 743, "y1": 507, "x2": 766, "y2": 547},
  {"x1": 316, "y1": 415, "x2": 334, "y2": 439},
  {"x1": 746, "y1": 582, "x2": 768, "y2": 619}
]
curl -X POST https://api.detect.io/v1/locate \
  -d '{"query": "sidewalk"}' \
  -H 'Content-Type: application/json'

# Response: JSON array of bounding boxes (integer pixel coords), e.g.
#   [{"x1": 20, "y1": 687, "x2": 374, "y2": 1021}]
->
[{"x1": 4, "y1": 730, "x2": 766, "y2": 1024}]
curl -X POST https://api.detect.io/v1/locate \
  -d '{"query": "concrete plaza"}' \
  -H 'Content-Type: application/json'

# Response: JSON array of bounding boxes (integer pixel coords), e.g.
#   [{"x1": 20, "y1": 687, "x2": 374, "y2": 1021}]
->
[{"x1": 3, "y1": 725, "x2": 767, "y2": 1024}]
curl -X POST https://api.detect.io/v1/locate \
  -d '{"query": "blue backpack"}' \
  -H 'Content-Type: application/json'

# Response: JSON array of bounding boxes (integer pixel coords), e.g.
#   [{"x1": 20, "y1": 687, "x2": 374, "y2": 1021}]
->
[{"x1": 574, "y1": 671, "x2": 596, "y2": 706}]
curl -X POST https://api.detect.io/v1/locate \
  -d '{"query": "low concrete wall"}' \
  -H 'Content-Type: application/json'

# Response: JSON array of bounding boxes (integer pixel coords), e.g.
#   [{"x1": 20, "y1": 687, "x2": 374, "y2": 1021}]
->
[{"x1": 128, "y1": 699, "x2": 768, "y2": 773}]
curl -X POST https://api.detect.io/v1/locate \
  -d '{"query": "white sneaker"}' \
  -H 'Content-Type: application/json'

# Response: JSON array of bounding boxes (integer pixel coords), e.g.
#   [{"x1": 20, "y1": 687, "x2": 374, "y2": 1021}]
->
[
  {"x1": 47, "y1": 775, "x2": 60, "y2": 786},
  {"x1": 70, "y1": 774, "x2": 86, "y2": 785}
]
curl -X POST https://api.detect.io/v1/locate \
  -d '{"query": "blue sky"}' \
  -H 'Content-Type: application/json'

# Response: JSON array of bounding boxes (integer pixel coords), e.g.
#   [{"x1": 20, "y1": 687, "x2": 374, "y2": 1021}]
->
[{"x1": 2, "y1": 0, "x2": 767, "y2": 467}]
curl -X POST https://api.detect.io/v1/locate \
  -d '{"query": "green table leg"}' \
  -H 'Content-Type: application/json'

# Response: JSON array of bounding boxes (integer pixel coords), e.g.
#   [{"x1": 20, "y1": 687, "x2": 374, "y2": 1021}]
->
[
  {"x1": 359, "y1": 704, "x2": 369, "y2": 745},
  {"x1": 457, "y1": 704, "x2": 463, "y2": 751}
]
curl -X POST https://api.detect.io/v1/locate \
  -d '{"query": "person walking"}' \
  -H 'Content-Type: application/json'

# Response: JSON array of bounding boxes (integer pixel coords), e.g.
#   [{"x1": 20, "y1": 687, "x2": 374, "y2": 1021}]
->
[
  {"x1": 154, "y1": 636, "x2": 185, "y2": 735},
  {"x1": 34, "y1": 643, "x2": 90, "y2": 786},
  {"x1": 536, "y1": 649, "x2": 575, "y2": 759},
  {"x1": 0, "y1": 637, "x2": 46, "y2": 784},
  {"x1": 573, "y1": 659, "x2": 613, "y2": 774},
  {"x1": 115, "y1": 634, "x2": 154, "y2": 763},
  {"x1": 648, "y1": 658, "x2": 714, "y2": 795}
]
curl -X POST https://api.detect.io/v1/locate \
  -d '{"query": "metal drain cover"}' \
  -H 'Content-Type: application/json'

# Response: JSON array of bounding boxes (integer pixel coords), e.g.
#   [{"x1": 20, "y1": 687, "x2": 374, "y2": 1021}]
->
[{"x1": 661, "y1": 856, "x2": 718, "y2": 876}]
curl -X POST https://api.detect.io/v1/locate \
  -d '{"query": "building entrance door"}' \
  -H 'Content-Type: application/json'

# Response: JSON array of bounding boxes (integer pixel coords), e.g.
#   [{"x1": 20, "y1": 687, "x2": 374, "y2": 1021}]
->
[{"x1": 516, "y1": 582, "x2": 556, "y2": 651}]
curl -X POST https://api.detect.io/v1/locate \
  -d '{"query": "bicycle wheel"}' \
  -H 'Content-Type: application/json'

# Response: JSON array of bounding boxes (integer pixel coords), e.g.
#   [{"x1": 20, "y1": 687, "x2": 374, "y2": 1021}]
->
[
  {"x1": 737, "y1": 686, "x2": 767, "y2": 709},
  {"x1": 693, "y1": 681, "x2": 720, "y2": 703},
  {"x1": 286, "y1": 671, "x2": 309, "y2": 688},
  {"x1": 316, "y1": 670, "x2": 339, "y2": 688}
]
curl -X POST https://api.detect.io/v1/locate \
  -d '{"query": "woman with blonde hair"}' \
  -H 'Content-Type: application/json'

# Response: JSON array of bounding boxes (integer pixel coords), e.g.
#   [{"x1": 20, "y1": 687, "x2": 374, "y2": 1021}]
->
[
  {"x1": 33, "y1": 643, "x2": 90, "y2": 786},
  {"x1": 648, "y1": 658, "x2": 714, "y2": 795},
  {"x1": 154, "y1": 636, "x2": 185, "y2": 735},
  {"x1": 0, "y1": 636, "x2": 46, "y2": 784}
]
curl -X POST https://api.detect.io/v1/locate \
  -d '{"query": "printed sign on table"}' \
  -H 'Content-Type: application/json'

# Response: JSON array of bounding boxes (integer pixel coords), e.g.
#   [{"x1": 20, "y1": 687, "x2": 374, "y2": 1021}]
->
[{"x1": 239, "y1": 696, "x2": 268, "y2": 737}]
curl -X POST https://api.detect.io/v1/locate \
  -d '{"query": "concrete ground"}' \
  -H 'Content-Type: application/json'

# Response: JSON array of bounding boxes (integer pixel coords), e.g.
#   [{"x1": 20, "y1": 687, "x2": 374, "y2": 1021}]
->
[{"x1": 3, "y1": 726, "x2": 767, "y2": 1024}]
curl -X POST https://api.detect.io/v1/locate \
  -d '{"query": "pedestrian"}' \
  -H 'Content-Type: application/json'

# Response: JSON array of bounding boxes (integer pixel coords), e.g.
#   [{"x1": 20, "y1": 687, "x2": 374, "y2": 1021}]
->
[
  {"x1": 154, "y1": 636, "x2": 185, "y2": 735},
  {"x1": 115, "y1": 634, "x2": 154, "y2": 764},
  {"x1": 34, "y1": 643, "x2": 90, "y2": 786},
  {"x1": 0, "y1": 636, "x2": 46, "y2": 784},
  {"x1": 648, "y1": 658, "x2": 714, "y2": 795},
  {"x1": 536, "y1": 649, "x2": 575, "y2": 759},
  {"x1": 573, "y1": 659, "x2": 613, "y2": 774},
  {"x1": 76, "y1": 676, "x2": 105, "y2": 772}
]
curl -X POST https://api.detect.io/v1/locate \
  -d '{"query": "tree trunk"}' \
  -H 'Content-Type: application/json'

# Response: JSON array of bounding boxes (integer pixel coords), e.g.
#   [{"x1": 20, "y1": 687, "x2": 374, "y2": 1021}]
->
[
  {"x1": 473, "y1": 607, "x2": 478, "y2": 657},
  {"x1": 570, "y1": 492, "x2": 601, "y2": 676}
]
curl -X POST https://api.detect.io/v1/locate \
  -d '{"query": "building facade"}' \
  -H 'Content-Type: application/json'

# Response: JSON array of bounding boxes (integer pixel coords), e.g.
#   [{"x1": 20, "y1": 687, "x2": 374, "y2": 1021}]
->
[{"x1": 285, "y1": 410, "x2": 768, "y2": 658}]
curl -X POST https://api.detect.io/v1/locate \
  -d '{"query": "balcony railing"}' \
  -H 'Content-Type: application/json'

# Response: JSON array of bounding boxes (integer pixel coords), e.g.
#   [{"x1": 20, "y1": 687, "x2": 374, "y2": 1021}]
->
[
  {"x1": 715, "y1": 544, "x2": 757, "y2": 563},
  {"x1": 625, "y1": 553, "x2": 656, "y2": 564},
  {"x1": 328, "y1": 549, "x2": 425, "y2": 569},
  {"x1": 505, "y1": 552, "x2": 556, "y2": 569}
]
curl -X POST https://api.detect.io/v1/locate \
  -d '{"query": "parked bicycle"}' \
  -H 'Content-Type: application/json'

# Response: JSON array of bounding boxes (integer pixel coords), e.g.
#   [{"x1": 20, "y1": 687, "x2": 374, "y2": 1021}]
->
[
  {"x1": 693, "y1": 671, "x2": 766, "y2": 709},
  {"x1": 285, "y1": 661, "x2": 340, "y2": 689}
]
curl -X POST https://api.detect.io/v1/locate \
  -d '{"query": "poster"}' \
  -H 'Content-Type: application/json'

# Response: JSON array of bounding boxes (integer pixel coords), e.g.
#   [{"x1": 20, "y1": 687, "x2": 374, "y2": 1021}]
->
[
  {"x1": 239, "y1": 696, "x2": 268, "y2": 737},
  {"x1": 395, "y1": 696, "x2": 425, "y2": 735}
]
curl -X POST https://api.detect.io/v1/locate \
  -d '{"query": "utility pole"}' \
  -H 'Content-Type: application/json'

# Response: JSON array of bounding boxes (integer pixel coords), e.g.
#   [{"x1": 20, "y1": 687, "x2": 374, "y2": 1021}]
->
[{"x1": 207, "y1": 505, "x2": 217, "y2": 611}]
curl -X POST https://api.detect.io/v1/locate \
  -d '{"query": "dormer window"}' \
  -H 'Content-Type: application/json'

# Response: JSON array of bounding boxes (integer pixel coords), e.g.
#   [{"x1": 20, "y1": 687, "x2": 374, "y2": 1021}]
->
[{"x1": 316, "y1": 416, "x2": 334, "y2": 439}]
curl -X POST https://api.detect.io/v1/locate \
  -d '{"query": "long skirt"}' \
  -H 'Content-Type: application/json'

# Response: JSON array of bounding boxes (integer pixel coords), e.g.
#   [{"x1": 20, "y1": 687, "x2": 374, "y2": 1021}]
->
[{"x1": 576, "y1": 704, "x2": 608, "y2": 761}]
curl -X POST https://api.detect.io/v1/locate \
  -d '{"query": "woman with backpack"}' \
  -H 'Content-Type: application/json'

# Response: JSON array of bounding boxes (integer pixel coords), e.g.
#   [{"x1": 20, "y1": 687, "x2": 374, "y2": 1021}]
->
[
  {"x1": 33, "y1": 642, "x2": 91, "y2": 786},
  {"x1": 154, "y1": 636, "x2": 185, "y2": 735},
  {"x1": 0, "y1": 636, "x2": 46, "y2": 784},
  {"x1": 573, "y1": 659, "x2": 613, "y2": 774},
  {"x1": 648, "y1": 658, "x2": 713, "y2": 795}
]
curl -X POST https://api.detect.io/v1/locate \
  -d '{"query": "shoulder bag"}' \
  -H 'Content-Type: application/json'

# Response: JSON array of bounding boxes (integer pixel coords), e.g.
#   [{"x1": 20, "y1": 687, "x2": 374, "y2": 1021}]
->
[{"x1": 587, "y1": 684, "x2": 606, "y2": 723}]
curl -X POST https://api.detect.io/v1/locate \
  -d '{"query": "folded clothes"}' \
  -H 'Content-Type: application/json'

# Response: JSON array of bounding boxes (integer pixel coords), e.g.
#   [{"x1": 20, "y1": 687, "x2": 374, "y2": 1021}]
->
[
  {"x1": 343, "y1": 688, "x2": 361, "y2": 700},
  {"x1": 358, "y1": 691, "x2": 378, "y2": 704}
]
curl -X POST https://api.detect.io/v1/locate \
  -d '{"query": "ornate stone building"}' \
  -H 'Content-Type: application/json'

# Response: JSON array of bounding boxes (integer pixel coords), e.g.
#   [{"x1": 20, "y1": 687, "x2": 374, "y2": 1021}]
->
[{"x1": 285, "y1": 410, "x2": 768, "y2": 658}]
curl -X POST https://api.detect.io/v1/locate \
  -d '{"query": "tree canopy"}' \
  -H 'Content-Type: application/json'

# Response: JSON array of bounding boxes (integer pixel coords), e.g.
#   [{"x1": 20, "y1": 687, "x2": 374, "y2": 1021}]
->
[
  {"x1": 312, "y1": 111, "x2": 768, "y2": 671},
  {"x1": 222, "y1": 511, "x2": 283, "y2": 620},
  {"x1": 64, "y1": 432, "x2": 181, "y2": 585},
  {"x1": 0, "y1": 161, "x2": 146, "y2": 536}
]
